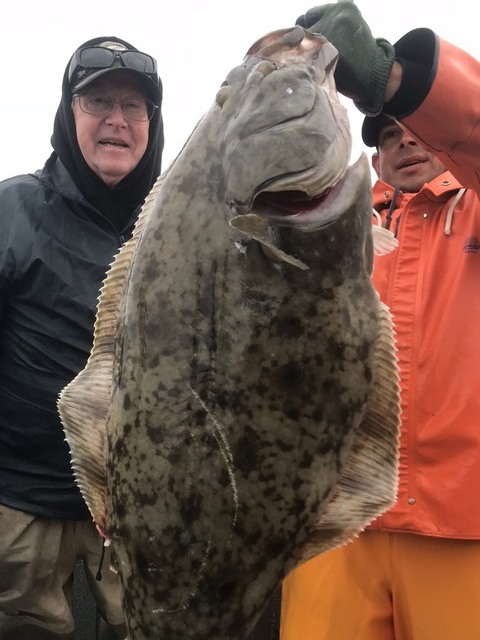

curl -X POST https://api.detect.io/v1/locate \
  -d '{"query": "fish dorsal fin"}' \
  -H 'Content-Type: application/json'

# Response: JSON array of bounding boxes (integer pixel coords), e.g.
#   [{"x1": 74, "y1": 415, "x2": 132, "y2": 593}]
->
[
  {"x1": 230, "y1": 213, "x2": 309, "y2": 270},
  {"x1": 291, "y1": 298, "x2": 400, "y2": 565},
  {"x1": 57, "y1": 172, "x2": 166, "y2": 533}
]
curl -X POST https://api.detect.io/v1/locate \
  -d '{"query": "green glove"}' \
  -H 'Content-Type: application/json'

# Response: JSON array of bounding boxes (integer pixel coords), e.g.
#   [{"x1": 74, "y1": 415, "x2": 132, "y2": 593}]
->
[{"x1": 296, "y1": 1, "x2": 395, "y2": 116}]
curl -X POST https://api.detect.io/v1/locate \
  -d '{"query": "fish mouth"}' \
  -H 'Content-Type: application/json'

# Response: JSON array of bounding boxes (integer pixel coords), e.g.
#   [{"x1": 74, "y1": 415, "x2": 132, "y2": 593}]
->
[
  {"x1": 253, "y1": 188, "x2": 331, "y2": 217},
  {"x1": 250, "y1": 165, "x2": 353, "y2": 227},
  {"x1": 246, "y1": 155, "x2": 370, "y2": 229}
]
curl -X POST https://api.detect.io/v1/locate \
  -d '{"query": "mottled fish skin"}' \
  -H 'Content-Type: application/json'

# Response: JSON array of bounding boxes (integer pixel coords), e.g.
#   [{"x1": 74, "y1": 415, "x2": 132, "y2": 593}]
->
[{"x1": 59, "y1": 26, "x2": 400, "y2": 640}]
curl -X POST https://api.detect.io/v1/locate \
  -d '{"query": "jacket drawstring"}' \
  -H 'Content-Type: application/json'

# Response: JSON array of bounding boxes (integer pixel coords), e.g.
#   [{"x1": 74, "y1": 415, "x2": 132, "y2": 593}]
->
[
  {"x1": 384, "y1": 186, "x2": 401, "y2": 231},
  {"x1": 444, "y1": 188, "x2": 466, "y2": 236}
]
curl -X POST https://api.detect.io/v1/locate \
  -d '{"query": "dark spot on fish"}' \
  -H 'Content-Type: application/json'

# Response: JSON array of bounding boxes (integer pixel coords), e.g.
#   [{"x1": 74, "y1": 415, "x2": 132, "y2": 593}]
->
[
  {"x1": 291, "y1": 476, "x2": 303, "y2": 491},
  {"x1": 134, "y1": 545, "x2": 157, "y2": 583},
  {"x1": 143, "y1": 255, "x2": 160, "y2": 282},
  {"x1": 148, "y1": 353, "x2": 160, "y2": 368},
  {"x1": 180, "y1": 494, "x2": 203, "y2": 526},
  {"x1": 167, "y1": 386, "x2": 183, "y2": 399},
  {"x1": 218, "y1": 466, "x2": 231, "y2": 488},
  {"x1": 134, "y1": 490, "x2": 158, "y2": 506},
  {"x1": 246, "y1": 288, "x2": 268, "y2": 304},
  {"x1": 236, "y1": 522, "x2": 263, "y2": 547},
  {"x1": 192, "y1": 408, "x2": 208, "y2": 426},
  {"x1": 315, "y1": 437, "x2": 334, "y2": 456},
  {"x1": 318, "y1": 287, "x2": 335, "y2": 300},
  {"x1": 255, "y1": 383, "x2": 268, "y2": 396},
  {"x1": 326, "y1": 338, "x2": 348, "y2": 361},
  {"x1": 217, "y1": 579, "x2": 237, "y2": 603},
  {"x1": 275, "y1": 315, "x2": 304, "y2": 339},
  {"x1": 147, "y1": 320, "x2": 162, "y2": 335},
  {"x1": 203, "y1": 431, "x2": 219, "y2": 451},
  {"x1": 305, "y1": 303, "x2": 318, "y2": 317},
  {"x1": 190, "y1": 362, "x2": 215, "y2": 388},
  {"x1": 262, "y1": 484, "x2": 278, "y2": 499},
  {"x1": 146, "y1": 423, "x2": 165, "y2": 445},
  {"x1": 273, "y1": 362, "x2": 304, "y2": 392},
  {"x1": 123, "y1": 394, "x2": 131, "y2": 411},
  {"x1": 111, "y1": 434, "x2": 129, "y2": 459},
  {"x1": 215, "y1": 390, "x2": 248, "y2": 413},
  {"x1": 321, "y1": 377, "x2": 333, "y2": 392},
  {"x1": 275, "y1": 439, "x2": 295, "y2": 454},
  {"x1": 288, "y1": 497, "x2": 307, "y2": 517},
  {"x1": 266, "y1": 535, "x2": 290, "y2": 557},
  {"x1": 300, "y1": 450, "x2": 314, "y2": 468},
  {"x1": 115, "y1": 502, "x2": 127, "y2": 520},
  {"x1": 285, "y1": 407, "x2": 300, "y2": 421},
  {"x1": 235, "y1": 427, "x2": 259, "y2": 473},
  {"x1": 167, "y1": 447, "x2": 183, "y2": 465}
]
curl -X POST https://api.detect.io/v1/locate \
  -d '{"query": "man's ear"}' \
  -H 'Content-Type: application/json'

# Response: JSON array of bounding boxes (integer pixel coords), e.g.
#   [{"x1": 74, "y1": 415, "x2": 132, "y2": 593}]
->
[{"x1": 371, "y1": 151, "x2": 380, "y2": 178}]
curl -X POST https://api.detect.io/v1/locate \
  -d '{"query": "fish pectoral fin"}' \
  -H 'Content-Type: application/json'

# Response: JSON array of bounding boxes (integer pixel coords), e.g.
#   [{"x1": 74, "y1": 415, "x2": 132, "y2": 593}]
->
[
  {"x1": 230, "y1": 213, "x2": 309, "y2": 270},
  {"x1": 57, "y1": 362, "x2": 110, "y2": 532},
  {"x1": 58, "y1": 248, "x2": 131, "y2": 532},
  {"x1": 57, "y1": 174, "x2": 165, "y2": 532}
]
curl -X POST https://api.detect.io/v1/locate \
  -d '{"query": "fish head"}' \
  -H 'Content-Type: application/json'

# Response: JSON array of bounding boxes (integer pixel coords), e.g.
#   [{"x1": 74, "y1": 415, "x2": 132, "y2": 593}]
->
[
  {"x1": 212, "y1": 27, "x2": 377, "y2": 276},
  {"x1": 217, "y1": 26, "x2": 352, "y2": 215}
]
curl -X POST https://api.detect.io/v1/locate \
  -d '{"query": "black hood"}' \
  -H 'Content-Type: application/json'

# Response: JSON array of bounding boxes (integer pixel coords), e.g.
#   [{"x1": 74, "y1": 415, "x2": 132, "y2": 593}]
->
[{"x1": 51, "y1": 36, "x2": 164, "y2": 229}]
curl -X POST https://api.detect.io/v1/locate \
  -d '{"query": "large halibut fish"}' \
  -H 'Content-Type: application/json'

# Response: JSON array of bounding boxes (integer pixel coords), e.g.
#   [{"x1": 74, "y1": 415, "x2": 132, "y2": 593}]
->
[{"x1": 59, "y1": 26, "x2": 400, "y2": 640}]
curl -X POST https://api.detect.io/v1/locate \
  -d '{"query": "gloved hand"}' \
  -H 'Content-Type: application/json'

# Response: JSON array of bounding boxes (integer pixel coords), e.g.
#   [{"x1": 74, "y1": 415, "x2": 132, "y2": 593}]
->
[{"x1": 296, "y1": 1, "x2": 395, "y2": 116}]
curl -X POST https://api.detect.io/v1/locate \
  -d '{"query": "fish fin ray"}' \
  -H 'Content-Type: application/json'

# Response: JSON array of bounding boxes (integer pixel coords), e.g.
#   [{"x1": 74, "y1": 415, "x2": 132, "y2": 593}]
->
[
  {"x1": 230, "y1": 214, "x2": 309, "y2": 270},
  {"x1": 372, "y1": 210, "x2": 399, "y2": 256},
  {"x1": 291, "y1": 299, "x2": 400, "y2": 567},
  {"x1": 57, "y1": 174, "x2": 166, "y2": 531}
]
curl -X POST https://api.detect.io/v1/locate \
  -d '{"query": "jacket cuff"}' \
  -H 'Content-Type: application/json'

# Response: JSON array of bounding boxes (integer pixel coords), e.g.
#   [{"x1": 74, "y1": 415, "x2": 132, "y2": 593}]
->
[{"x1": 384, "y1": 28, "x2": 438, "y2": 119}]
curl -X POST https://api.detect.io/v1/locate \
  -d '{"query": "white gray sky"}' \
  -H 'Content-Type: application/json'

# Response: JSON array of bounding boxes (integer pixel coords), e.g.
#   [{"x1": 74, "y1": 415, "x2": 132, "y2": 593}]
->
[{"x1": 0, "y1": 0, "x2": 477, "y2": 181}]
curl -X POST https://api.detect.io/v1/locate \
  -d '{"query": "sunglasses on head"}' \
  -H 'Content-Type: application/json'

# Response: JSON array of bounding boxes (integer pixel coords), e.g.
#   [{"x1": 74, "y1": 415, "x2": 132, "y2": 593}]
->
[{"x1": 68, "y1": 46, "x2": 158, "y2": 85}]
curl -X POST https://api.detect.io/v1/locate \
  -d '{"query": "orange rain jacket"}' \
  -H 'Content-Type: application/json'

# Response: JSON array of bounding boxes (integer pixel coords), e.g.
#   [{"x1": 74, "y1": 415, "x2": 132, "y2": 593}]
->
[{"x1": 369, "y1": 32, "x2": 480, "y2": 539}]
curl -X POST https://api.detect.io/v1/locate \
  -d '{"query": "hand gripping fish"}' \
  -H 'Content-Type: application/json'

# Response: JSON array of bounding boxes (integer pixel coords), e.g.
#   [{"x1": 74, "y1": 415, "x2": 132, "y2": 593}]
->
[{"x1": 58, "y1": 26, "x2": 400, "y2": 640}]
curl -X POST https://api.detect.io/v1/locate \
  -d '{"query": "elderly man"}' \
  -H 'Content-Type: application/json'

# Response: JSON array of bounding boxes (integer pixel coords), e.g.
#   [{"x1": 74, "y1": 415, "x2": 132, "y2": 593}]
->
[{"x1": 0, "y1": 37, "x2": 164, "y2": 640}]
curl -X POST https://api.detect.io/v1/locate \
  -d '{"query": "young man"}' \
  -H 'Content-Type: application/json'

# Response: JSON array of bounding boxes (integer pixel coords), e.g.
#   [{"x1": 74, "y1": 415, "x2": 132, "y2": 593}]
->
[
  {"x1": 0, "y1": 37, "x2": 164, "y2": 639},
  {"x1": 281, "y1": 3, "x2": 480, "y2": 639}
]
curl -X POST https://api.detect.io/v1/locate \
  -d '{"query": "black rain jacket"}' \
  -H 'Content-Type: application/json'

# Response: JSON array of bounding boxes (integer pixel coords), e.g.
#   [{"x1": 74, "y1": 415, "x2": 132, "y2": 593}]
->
[
  {"x1": 0, "y1": 153, "x2": 138, "y2": 519},
  {"x1": 0, "y1": 35, "x2": 164, "y2": 521}
]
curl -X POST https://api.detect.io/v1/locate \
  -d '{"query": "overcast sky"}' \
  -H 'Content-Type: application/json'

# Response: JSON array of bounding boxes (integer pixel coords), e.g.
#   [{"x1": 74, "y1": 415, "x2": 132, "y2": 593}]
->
[{"x1": 0, "y1": 0, "x2": 477, "y2": 181}]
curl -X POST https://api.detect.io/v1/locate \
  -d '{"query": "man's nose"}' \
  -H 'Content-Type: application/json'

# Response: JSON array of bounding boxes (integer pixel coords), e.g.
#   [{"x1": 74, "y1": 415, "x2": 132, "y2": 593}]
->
[
  {"x1": 400, "y1": 131, "x2": 417, "y2": 147},
  {"x1": 106, "y1": 100, "x2": 127, "y2": 122}
]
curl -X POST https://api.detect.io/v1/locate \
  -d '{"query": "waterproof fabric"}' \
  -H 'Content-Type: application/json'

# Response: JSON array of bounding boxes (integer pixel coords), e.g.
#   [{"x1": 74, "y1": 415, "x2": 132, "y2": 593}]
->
[
  {"x1": 0, "y1": 156, "x2": 138, "y2": 519},
  {"x1": 0, "y1": 503, "x2": 126, "y2": 638},
  {"x1": 281, "y1": 531, "x2": 480, "y2": 640},
  {"x1": 368, "y1": 32, "x2": 480, "y2": 539}
]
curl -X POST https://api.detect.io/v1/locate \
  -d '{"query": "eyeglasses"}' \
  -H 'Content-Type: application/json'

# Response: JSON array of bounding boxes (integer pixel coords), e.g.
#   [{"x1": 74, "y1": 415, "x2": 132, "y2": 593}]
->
[
  {"x1": 73, "y1": 92, "x2": 158, "y2": 122},
  {"x1": 68, "y1": 46, "x2": 158, "y2": 85}
]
